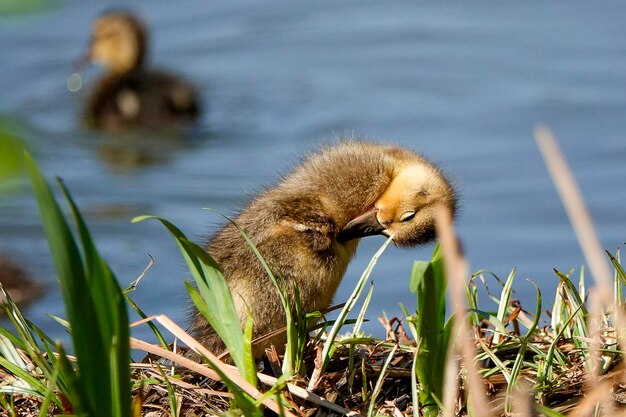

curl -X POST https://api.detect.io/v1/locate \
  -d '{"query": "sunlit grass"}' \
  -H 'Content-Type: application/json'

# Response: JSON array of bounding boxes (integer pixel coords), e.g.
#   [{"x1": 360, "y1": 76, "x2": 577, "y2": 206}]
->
[{"x1": 1, "y1": 129, "x2": 625, "y2": 416}]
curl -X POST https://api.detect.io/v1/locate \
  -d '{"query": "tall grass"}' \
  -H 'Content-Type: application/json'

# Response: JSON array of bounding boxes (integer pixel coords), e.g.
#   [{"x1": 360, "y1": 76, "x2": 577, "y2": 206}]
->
[
  {"x1": 203, "y1": 209, "x2": 310, "y2": 376},
  {"x1": 132, "y1": 215, "x2": 258, "y2": 386},
  {"x1": 24, "y1": 153, "x2": 131, "y2": 417},
  {"x1": 404, "y1": 245, "x2": 451, "y2": 417},
  {"x1": 0, "y1": 129, "x2": 625, "y2": 417}
]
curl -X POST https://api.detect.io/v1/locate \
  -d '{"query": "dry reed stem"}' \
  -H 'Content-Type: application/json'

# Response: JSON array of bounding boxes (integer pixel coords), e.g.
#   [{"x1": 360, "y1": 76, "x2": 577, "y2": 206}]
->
[
  {"x1": 436, "y1": 206, "x2": 492, "y2": 417},
  {"x1": 614, "y1": 307, "x2": 626, "y2": 385},
  {"x1": 535, "y1": 125, "x2": 623, "y2": 414},
  {"x1": 130, "y1": 337, "x2": 220, "y2": 381},
  {"x1": 141, "y1": 368, "x2": 233, "y2": 397},
  {"x1": 254, "y1": 373, "x2": 363, "y2": 417},
  {"x1": 130, "y1": 319, "x2": 362, "y2": 416},
  {"x1": 534, "y1": 125, "x2": 612, "y2": 295},
  {"x1": 134, "y1": 314, "x2": 295, "y2": 417},
  {"x1": 565, "y1": 380, "x2": 613, "y2": 417},
  {"x1": 442, "y1": 350, "x2": 460, "y2": 417},
  {"x1": 588, "y1": 290, "x2": 605, "y2": 384},
  {"x1": 127, "y1": 254, "x2": 154, "y2": 290}
]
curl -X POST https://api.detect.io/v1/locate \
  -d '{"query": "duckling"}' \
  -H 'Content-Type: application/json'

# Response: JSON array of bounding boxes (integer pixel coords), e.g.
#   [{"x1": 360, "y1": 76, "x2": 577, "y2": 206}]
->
[
  {"x1": 79, "y1": 11, "x2": 201, "y2": 132},
  {"x1": 0, "y1": 254, "x2": 44, "y2": 308},
  {"x1": 190, "y1": 141, "x2": 456, "y2": 358}
]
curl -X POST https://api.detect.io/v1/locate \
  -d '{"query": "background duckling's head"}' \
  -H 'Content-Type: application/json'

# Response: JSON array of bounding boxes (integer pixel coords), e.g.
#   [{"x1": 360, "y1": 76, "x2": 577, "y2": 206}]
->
[
  {"x1": 88, "y1": 11, "x2": 147, "y2": 75},
  {"x1": 338, "y1": 159, "x2": 456, "y2": 247}
]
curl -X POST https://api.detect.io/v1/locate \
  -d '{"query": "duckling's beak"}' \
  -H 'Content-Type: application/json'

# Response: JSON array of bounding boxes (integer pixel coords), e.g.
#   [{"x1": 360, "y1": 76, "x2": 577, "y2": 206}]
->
[
  {"x1": 337, "y1": 208, "x2": 386, "y2": 242},
  {"x1": 74, "y1": 52, "x2": 91, "y2": 72},
  {"x1": 74, "y1": 36, "x2": 97, "y2": 72}
]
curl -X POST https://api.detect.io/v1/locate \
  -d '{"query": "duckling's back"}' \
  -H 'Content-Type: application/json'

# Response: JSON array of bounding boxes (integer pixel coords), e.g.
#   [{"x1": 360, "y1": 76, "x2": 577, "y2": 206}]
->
[
  {"x1": 189, "y1": 141, "x2": 455, "y2": 358},
  {"x1": 82, "y1": 11, "x2": 202, "y2": 132},
  {"x1": 87, "y1": 70, "x2": 201, "y2": 132}
]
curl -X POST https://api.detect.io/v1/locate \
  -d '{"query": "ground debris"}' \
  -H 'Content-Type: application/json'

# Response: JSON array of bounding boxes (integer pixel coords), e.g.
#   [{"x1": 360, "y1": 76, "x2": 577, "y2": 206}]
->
[
  {"x1": 0, "y1": 394, "x2": 61, "y2": 417},
  {"x1": 2, "y1": 313, "x2": 625, "y2": 417}
]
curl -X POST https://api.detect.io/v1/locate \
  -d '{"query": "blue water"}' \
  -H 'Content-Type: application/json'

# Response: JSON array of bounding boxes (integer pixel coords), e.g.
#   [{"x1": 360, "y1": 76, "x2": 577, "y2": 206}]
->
[{"x1": 1, "y1": 0, "x2": 625, "y2": 344}]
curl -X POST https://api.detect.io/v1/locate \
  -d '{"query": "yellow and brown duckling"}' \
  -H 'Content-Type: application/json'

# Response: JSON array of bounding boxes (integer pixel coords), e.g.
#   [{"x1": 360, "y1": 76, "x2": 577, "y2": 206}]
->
[
  {"x1": 190, "y1": 141, "x2": 456, "y2": 358},
  {"x1": 77, "y1": 11, "x2": 201, "y2": 132},
  {"x1": 0, "y1": 254, "x2": 44, "y2": 309}
]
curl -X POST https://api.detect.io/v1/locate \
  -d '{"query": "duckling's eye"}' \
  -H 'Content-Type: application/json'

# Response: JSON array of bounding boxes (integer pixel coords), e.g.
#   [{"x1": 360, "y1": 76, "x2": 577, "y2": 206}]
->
[{"x1": 399, "y1": 211, "x2": 416, "y2": 222}]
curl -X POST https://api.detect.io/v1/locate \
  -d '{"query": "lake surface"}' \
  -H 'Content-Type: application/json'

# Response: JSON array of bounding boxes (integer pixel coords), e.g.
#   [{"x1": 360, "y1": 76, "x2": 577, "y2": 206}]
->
[{"x1": 1, "y1": 0, "x2": 625, "y2": 343}]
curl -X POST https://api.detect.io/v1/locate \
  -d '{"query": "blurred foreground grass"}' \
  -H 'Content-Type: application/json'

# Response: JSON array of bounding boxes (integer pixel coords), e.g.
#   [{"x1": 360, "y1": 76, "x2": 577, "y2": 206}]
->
[{"x1": 0, "y1": 120, "x2": 27, "y2": 196}]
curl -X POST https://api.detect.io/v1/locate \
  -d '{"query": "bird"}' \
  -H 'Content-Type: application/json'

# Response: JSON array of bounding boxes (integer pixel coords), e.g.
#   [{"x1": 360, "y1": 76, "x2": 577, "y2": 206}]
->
[
  {"x1": 0, "y1": 254, "x2": 44, "y2": 309},
  {"x1": 77, "y1": 10, "x2": 201, "y2": 132},
  {"x1": 189, "y1": 141, "x2": 457, "y2": 358}
]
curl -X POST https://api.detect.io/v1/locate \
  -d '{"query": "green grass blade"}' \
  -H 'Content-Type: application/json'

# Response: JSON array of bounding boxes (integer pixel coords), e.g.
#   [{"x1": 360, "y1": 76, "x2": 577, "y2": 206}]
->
[
  {"x1": 409, "y1": 244, "x2": 448, "y2": 414},
  {"x1": 554, "y1": 269, "x2": 588, "y2": 346},
  {"x1": 186, "y1": 281, "x2": 257, "y2": 385},
  {"x1": 465, "y1": 276, "x2": 480, "y2": 327},
  {"x1": 0, "y1": 299, "x2": 71, "y2": 404},
  {"x1": 523, "y1": 279, "x2": 543, "y2": 338},
  {"x1": 352, "y1": 282, "x2": 374, "y2": 336},
  {"x1": 201, "y1": 209, "x2": 303, "y2": 374},
  {"x1": 25, "y1": 154, "x2": 96, "y2": 413},
  {"x1": 0, "y1": 326, "x2": 28, "y2": 371},
  {"x1": 493, "y1": 268, "x2": 516, "y2": 344},
  {"x1": 537, "y1": 303, "x2": 585, "y2": 389},
  {"x1": 0, "y1": 356, "x2": 48, "y2": 395},
  {"x1": 153, "y1": 362, "x2": 178, "y2": 416},
  {"x1": 608, "y1": 251, "x2": 626, "y2": 283},
  {"x1": 54, "y1": 342, "x2": 82, "y2": 413},
  {"x1": 578, "y1": 265, "x2": 587, "y2": 304},
  {"x1": 124, "y1": 295, "x2": 170, "y2": 349},
  {"x1": 26, "y1": 154, "x2": 131, "y2": 417},
  {"x1": 367, "y1": 344, "x2": 398, "y2": 417},
  {"x1": 551, "y1": 282, "x2": 566, "y2": 337},
  {"x1": 61, "y1": 183, "x2": 132, "y2": 417},
  {"x1": 37, "y1": 365, "x2": 59, "y2": 417},
  {"x1": 505, "y1": 279, "x2": 542, "y2": 413},
  {"x1": 320, "y1": 236, "x2": 393, "y2": 370},
  {"x1": 609, "y1": 249, "x2": 624, "y2": 307},
  {"x1": 478, "y1": 340, "x2": 511, "y2": 383},
  {"x1": 411, "y1": 345, "x2": 420, "y2": 417},
  {"x1": 134, "y1": 215, "x2": 256, "y2": 385}
]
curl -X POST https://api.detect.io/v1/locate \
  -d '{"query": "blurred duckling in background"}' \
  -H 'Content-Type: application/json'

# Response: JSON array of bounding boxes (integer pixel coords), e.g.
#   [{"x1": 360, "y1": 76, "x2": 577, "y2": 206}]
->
[
  {"x1": 190, "y1": 141, "x2": 456, "y2": 358},
  {"x1": 72, "y1": 11, "x2": 201, "y2": 132},
  {"x1": 0, "y1": 254, "x2": 44, "y2": 309}
]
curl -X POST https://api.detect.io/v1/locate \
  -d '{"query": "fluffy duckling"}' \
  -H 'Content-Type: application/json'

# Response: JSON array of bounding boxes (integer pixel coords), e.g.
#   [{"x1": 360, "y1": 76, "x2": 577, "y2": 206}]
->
[
  {"x1": 79, "y1": 11, "x2": 201, "y2": 132},
  {"x1": 190, "y1": 141, "x2": 456, "y2": 358},
  {"x1": 0, "y1": 254, "x2": 44, "y2": 308}
]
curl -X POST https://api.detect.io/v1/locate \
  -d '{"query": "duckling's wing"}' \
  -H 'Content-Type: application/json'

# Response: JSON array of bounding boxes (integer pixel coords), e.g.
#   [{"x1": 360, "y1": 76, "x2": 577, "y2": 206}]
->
[{"x1": 142, "y1": 71, "x2": 201, "y2": 122}]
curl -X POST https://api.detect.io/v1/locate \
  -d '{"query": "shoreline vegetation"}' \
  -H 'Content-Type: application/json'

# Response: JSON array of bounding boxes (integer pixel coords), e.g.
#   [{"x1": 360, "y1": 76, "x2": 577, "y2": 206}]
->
[{"x1": 1, "y1": 128, "x2": 624, "y2": 417}]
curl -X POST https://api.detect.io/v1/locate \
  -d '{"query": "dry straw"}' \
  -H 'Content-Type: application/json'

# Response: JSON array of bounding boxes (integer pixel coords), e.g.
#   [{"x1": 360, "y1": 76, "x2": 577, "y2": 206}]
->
[
  {"x1": 436, "y1": 206, "x2": 491, "y2": 417},
  {"x1": 535, "y1": 125, "x2": 623, "y2": 414}
]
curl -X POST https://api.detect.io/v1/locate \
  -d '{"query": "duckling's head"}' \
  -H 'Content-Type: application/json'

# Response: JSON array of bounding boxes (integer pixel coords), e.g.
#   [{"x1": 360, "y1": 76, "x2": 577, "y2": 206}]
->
[
  {"x1": 337, "y1": 159, "x2": 456, "y2": 247},
  {"x1": 88, "y1": 11, "x2": 147, "y2": 75}
]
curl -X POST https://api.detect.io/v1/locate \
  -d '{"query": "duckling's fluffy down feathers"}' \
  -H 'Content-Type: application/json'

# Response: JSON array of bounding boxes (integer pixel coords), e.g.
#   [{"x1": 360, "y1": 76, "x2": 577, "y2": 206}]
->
[
  {"x1": 82, "y1": 10, "x2": 201, "y2": 132},
  {"x1": 86, "y1": 70, "x2": 200, "y2": 131},
  {"x1": 190, "y1": 141, "x2": 456, "y2": 357}
]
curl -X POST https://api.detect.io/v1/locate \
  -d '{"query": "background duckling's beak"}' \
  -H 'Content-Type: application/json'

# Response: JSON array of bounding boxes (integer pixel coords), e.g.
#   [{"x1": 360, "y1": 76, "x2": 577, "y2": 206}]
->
[
  {"x1": 74, "y1": 34, "x2": 100, "y2": 71},
  {"x1": 73, "y1": 45, "x2": 93, "y2": 72},
  {"x1": 337, "y1": 208, "x2": 386, "y2": 242}
]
